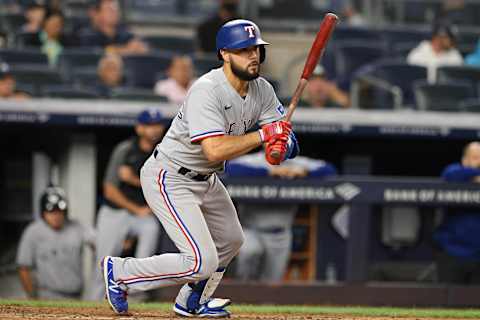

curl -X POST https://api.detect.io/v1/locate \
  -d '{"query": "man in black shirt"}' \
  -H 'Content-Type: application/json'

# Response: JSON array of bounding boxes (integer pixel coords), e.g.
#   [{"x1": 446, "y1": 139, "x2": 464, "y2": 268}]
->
[{"x1": 78, "y1": 0, "x2": 148, "y2": 55}]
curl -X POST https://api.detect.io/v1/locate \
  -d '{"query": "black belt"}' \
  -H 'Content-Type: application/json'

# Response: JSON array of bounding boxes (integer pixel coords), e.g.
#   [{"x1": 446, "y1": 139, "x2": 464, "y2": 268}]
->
[{"x1": 154, "y1": 149, "x2": 211, "y2": 182}]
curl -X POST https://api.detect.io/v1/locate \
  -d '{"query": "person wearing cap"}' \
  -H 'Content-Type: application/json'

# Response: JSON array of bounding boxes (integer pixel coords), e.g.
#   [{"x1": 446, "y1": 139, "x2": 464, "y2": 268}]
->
[
  {"x1": 16, "y1": 186, "x2": 95, "y2": 300},
  {"x1": 87, "y1": 108, "x2": 165, "y2": 301},
  {"x1": 0, "y1": 63, "x2": 31, "y2": 100},
  {"x1": 407, "y1": 21, "x2": 463, "y2": 83},
  {"x1": 304, "y1": 64, "x2": 350, "y2": 108}
]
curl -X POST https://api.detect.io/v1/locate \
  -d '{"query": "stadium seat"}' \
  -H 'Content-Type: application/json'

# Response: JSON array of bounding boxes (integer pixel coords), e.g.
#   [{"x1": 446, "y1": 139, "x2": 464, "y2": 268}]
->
[
  {"x1": 0, "y1": 13, "x2": 25, "y2": 34},
  {"x1": 71, "y1": 67, "x2": 99, "y2": 87},
  {"x1": 42, "y1": 85, "x2": 100, "y2": 99},
  {"x1": 414, "y1": 82, "x2": 474, "y2": 111},
  {"x1": 110, "y1": 87, "x2": 169, "y2": 102},
  {"x1": 437, "y1": 66, "x2": 480, "y2": 97},
  {"x1": 351, "y1": 61, "x2": 428, "y2": 109},
  {"x1": 123, "y1": 53, "x2": 173, "y2": 88},
  {"x1": 0, "y1": 48, "x2": 48, "y2": 65},
  {"x1": 192, "y1": 54, "x2": 221, "y2": 76},
  {"x1": 331, "y1": 26, "x2": 380, "y2": 43},
  {"x1": 10, "y1": 64, "x2": 65, "y2": 96},
  {"x1": 144, "y1": 35, "x2": 195, "y2": 54},
  {"x1": 58, "y1": 48, "x2": 103, "y2": 80},
  {"x1": 334, "y1": 41, "x2": 387, "y2": 88},
  {"x1": 381, "y1": 29, "x2": 429, "y2": 54},
  {"x1": 458, "y1": 98, "x2": 480, "y2": 112}
]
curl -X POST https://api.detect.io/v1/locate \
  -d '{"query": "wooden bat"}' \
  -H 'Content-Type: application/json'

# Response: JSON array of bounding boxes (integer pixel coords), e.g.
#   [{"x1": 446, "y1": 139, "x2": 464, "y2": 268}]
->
[{"x1": 270, "y1": 12, "x2": 339, "y2": 159}]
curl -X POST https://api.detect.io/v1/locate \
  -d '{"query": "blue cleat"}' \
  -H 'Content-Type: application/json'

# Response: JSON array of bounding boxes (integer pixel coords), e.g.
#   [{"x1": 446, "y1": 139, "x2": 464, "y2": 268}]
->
[
  {"x1": 173, "y1": 298, "x2": 231, "y2": 318},
  {"x1": 102, "y1": 256, "x2": 128, "y2": 314}
]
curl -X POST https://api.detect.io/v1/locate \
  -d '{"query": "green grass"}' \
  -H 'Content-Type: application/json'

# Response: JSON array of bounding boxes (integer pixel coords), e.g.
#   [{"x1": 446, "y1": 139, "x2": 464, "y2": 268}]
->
[{"x1": 1, "y1": 299, "x2": 480, "y2": 318}]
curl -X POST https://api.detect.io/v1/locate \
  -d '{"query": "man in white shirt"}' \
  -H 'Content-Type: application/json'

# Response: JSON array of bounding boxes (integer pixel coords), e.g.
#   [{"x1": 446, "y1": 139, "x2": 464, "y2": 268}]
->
[
  {"x1": 407, "y1": 22, "x2": 463, "y2": 83},
  {"x1": 154, "y1": 55, "x2": 195, "y2": 105}
]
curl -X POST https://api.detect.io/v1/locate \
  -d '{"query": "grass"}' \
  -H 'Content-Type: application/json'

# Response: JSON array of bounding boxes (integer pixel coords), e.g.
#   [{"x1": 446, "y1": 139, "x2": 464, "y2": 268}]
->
[{"x1": 1, "y1": 299, "x2": 480, "y2": 318}]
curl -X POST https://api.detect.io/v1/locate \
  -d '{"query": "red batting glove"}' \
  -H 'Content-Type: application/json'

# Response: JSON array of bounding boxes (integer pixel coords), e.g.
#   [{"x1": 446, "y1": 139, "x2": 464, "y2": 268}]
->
[
  {"x1": 265, "y1": 136, "x2": 289, "y2": 165},
  {"x1": 259, "y1": 121, "x2": 292, "y2": 143}
]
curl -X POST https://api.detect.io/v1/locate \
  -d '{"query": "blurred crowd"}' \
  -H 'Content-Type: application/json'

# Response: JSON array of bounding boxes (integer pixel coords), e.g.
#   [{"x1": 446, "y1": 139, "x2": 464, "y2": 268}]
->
[{"x1": 3, "y1": 0, "x2": 480, "y2": 302}]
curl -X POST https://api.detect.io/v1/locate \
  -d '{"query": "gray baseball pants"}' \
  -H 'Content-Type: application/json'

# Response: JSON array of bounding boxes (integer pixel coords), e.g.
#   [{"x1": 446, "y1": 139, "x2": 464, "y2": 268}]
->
[{"x1": 110, "y1": 154, "x2": 244, "y2": 293}]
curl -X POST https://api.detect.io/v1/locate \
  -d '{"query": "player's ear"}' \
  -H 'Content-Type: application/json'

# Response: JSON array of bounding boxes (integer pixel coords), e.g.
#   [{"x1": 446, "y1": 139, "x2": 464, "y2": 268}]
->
[{"x1": 220, "y1": 49, "x2": 230, "y2": 63}]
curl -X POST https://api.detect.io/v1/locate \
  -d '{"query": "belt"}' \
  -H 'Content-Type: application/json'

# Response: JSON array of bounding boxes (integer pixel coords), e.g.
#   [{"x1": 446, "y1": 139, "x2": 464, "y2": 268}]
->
[{"x1": 154, "y1": 149, "x2": 211, "y2": 182}]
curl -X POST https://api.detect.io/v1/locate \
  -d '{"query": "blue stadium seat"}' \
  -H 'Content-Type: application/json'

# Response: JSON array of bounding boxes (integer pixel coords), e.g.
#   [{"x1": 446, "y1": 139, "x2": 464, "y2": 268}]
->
[
  {"x1": 0, "y1": 48, "x2": 48, "y2": 65},
  {"x1": 459, "y1": 98, "x2": 480, "y2": 112},
  {"x1": 11, "y1": 64, "x2": 66, "y2": 96},
  {"x1": 42, "y1": 85, "x2": 100, "y2": 99},
  {"x1": 414, "y1": 82, "x2": 474, "y2": 111},
  {"x1": 123, "y1": 53, "x2": 173, "y2": 88},
  {"x1": 58, "y1": 48, "x2": 103, "y2": 80},
  {"x1": 334, "y1": 41, "x2": 386, "y2": 88},
  {"x1": 144, "y1": 35, "x2": 195, "y2": 54},
  {"x1": 110, "y1": 87, "x2": 169, "y2": 102},
  {"x1": 381, "y1": 29, "x2": 429, "y2": 54},
  {"x1": 71, "y1": 67, "x2": 99, "y2": 87},
  {"x1": 371, "y1": 62, "x2": 428, "y2": 108},
  {"x1": 437, "y1": 66, "x2": 480, "y2": 97},
  {"x1": 332, "y1": 27, "x2": 381, "y2": 43},
  {"x1": 192, "y1": 54, "x2": 221, "y2": 75}
]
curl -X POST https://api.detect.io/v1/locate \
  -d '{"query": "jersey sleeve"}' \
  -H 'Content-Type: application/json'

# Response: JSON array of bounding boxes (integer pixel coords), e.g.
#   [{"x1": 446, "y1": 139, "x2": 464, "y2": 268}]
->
[
  {"x1": 186, "y1": 85, "x2": 225, "y2": 143},
  {"x1": 258, "y1": 79, "x2": 285, "y2": 126},
  {"x1": 103, "y1": 141, "x2": 131, "y2": 186},
  {"x1": 16, "y1": 224, "x2": 36, "y2": 267}
]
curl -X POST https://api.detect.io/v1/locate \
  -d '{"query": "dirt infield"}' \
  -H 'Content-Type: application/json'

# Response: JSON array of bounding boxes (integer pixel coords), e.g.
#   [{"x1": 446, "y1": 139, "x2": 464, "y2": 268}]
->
[{"x1": 0, "y1": 305, "x2": 472, "y2": 320}]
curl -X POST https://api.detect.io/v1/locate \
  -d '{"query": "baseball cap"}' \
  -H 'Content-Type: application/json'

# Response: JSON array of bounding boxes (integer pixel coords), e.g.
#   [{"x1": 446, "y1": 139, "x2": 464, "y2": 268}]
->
[
  {"x1": 137, "y1": 108, "x2": 164, "y2": 124},
  {"x1": 312, "y1": 64, "x2": 326, "y2": 77}
]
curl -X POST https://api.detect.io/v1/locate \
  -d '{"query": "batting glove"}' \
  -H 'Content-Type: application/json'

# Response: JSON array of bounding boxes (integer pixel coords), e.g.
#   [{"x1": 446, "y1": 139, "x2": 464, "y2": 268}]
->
[{"x1": 259, "y1": 120, "x2": 292, "y2": 143}]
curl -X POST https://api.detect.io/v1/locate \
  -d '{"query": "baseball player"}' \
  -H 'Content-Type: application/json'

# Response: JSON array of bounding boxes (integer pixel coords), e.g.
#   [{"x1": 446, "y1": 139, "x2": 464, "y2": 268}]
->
[
  {"x1": 226, "y1": 151, "x2": 336, "y2": 282},
  {"x1": 17, "y1": 186, "x2": 95, "y2": 299},
  {"x1": 102, "y1": 19, "x2": 299, "y2": 317}
]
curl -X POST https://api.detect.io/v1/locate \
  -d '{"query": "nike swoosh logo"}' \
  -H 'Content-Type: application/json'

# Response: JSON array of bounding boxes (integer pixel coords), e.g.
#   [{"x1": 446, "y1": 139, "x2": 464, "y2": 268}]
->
[{"x1": 224, "y1": 105, "x2": 232, "y2": 110}]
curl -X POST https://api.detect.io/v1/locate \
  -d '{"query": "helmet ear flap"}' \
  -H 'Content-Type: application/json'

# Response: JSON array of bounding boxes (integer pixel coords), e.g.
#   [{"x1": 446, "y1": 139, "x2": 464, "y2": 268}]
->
[{"x1": 259, "y1": 45, "x2": 266, "y2": 64}]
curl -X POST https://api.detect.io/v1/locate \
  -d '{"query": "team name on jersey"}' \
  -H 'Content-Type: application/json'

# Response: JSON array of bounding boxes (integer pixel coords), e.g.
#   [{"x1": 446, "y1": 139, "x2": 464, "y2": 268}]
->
[{"x1": 227, "y1": 119, "x2": 254, "y2": 135}]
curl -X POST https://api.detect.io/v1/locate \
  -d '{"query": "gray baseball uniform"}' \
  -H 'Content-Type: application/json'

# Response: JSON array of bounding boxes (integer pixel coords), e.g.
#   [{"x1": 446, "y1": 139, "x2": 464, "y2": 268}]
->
[
  {"x1": 89, "y1": 138, "x2": 160, "y2": 300},
  {"x1": 109, "y1": 67, "x2": 284, "y2": 303},
  {"x1": 17, "y1": 219, "x2": 95, "y2": 299}
]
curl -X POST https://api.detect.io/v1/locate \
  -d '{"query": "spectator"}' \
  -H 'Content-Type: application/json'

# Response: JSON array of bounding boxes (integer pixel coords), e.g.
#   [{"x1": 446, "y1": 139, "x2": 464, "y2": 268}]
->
[
  {"x1": 24, "y1": 10, "x2": 69, "y2": 66},
  {"x1": 0, "y1": 63, "x2": 31, "y2": 100},
  {"x1": 434, "y1": 141, "x2": 480, "y2": 284},
  {"x1": 330, "y1": 0, "x2": 367, "y2": 26},
  {"x1": 304, "y1": 65, "x2": 350, "y2": 108},
  {"x1": 154, "y1": 55, "x2": 195, "y2": 105},
  {"x1": 196, "y1": 0, "x2": 239, "y2": 53},
  {"x1": 407, "y1": 22, "x2": 463, "y2": 83},
  {"x1": 226, "y1": 150, "x2": 336, "y2": 282},
  {"x1": 94, "y1": 53, "x2": 124, "y2": 97},
  {"x1": 21, "y1": 2, "x2": 46, "y2": 33},
  {"x1": 88, "y1": 108, "x2": 165, "y2": 300},
  {"x1": 465, "y1": 40, "x2": 480, "y2": 67},
  {"x1": 78, "y1": 0, "x2": 149, "y2": 55},
  {"x1": 16, "y1": 186, "x2": 95, "y2": 300}
]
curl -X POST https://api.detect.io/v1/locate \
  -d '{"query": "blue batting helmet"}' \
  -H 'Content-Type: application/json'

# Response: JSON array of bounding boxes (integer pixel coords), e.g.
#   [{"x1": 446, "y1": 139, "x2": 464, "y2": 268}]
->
[{"x1": 216, "y1": 19, "x2": 269, "y2": 63}]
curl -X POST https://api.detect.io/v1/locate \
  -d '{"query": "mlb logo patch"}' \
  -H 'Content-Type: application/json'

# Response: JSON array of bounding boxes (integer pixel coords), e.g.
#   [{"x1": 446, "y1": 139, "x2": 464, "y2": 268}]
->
[{"x1": 276, "y1": 104, "x2": 285, "y2": 116}]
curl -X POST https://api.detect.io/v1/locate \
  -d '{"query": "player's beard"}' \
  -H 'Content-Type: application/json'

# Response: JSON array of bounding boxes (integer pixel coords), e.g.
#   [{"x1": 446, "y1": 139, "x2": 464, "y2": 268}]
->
[{"x1": 230, "y1": 59, "x2": 260, "y2": 81}]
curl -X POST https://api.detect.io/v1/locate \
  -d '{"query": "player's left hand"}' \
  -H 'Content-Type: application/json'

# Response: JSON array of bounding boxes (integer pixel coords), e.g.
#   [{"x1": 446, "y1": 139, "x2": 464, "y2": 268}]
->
[{"x1": 265, "y1": 132, "x2": 300, "y2": 165}]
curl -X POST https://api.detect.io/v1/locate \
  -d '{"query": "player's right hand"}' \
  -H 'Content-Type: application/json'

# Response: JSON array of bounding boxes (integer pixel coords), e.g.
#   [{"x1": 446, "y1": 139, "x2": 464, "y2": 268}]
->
[{"x1": 259, "y1": 120, "x2": 292, "y2": 143}]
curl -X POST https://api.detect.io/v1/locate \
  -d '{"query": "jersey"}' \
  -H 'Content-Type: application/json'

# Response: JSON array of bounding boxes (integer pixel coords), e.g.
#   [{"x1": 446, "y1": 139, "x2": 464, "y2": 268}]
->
[
  {"x1": 156, "y1": 67, "x2": 285, "y2": 174},
  {"x1": 16, "y1": 219, "x2": 95, "y2": 294},
  {"x1": 104, "y1": 137, "x2": 149, "y2": 207}
]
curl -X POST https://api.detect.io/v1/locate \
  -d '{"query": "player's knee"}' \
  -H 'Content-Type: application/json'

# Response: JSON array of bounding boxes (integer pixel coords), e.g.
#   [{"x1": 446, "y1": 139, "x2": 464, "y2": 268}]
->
[{"x1": 196, "y1": 252, "x2": 219, "y2": 280}]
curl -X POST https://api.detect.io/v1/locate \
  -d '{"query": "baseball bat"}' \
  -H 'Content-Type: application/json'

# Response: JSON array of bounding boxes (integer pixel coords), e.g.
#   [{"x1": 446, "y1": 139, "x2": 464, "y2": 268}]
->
[{"x1": 270, "y1": 12, "x2": 339, "y2": 159}]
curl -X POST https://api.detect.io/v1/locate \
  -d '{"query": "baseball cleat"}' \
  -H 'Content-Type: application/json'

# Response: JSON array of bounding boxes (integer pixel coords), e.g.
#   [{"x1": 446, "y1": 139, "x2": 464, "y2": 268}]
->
[
  {"x1": 102, "y1": 256, "x2": 128, "y2": 314},
  {"x1": 173, "y1": 298, "x2": 231, "y2": 318}
]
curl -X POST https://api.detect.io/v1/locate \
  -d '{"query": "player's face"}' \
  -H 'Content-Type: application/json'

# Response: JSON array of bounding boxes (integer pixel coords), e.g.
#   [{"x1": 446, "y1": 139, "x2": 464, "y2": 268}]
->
[
  {"x1": 43, "y1": 210, "x2": 65, "y2": 230},
  {"x1": 228, "y1": 45, "x2": 260, "y2": 81},
  {"x1": 138, "y1": 124, "x2": 166, "y2": 145}
]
